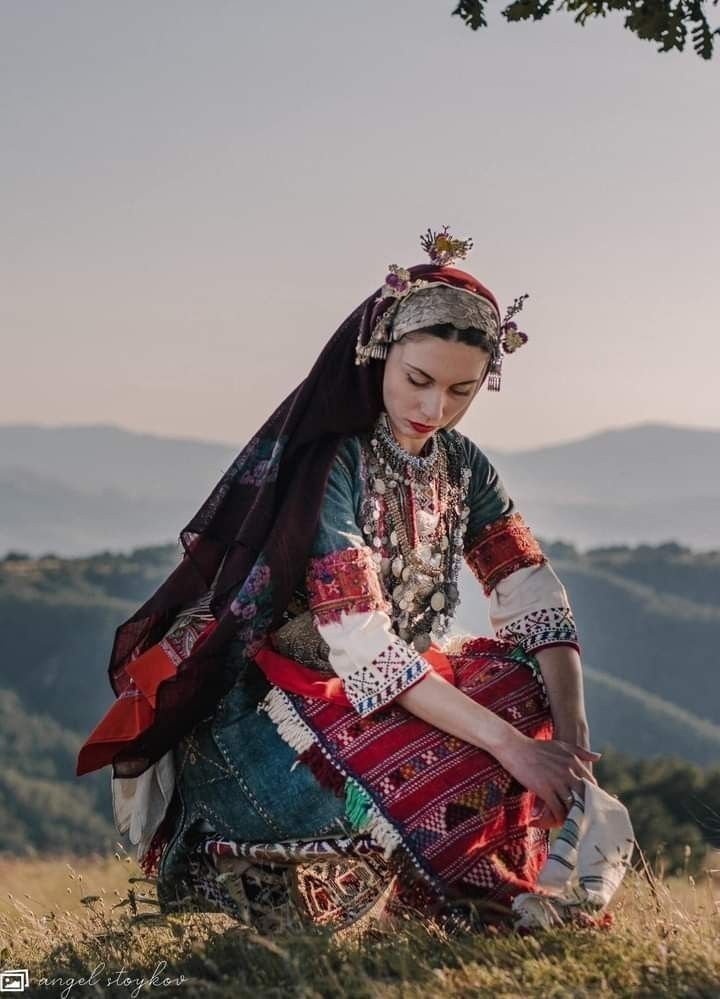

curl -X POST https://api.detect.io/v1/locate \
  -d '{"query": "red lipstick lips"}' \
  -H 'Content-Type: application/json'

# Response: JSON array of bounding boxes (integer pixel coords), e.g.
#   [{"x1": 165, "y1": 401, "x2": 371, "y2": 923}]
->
[{"x1": 409, "y1": 420, "x2": 436, "y2": 433}]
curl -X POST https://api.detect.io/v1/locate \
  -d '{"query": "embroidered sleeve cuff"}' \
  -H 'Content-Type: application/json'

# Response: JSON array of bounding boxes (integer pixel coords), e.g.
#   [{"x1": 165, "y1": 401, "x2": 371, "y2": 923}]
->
[
  {"x1": 495, "y1": 606, "x2": 580, "y2": 655},
  {"x1": 306, "y1": 547, "x2": 391, "y2": 626},
  {"x1": 343, "y1": 640, "x2": 432, "y2": 717},
  {"x1": 465, "y1": 513, "x2": 546, "y2": 596}
]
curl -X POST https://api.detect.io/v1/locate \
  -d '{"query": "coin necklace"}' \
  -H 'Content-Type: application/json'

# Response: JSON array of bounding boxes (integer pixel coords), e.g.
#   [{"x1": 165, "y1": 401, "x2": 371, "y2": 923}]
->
[{"x1": 364, "y1": 413, "x2": 472, "y2": 653}]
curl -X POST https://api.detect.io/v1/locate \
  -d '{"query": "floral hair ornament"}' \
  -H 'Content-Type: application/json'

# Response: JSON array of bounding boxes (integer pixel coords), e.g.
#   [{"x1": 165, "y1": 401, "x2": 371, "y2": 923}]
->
[
  {"x1": 487, "y1": 294, "x2": 530, "y2": 392},
  {"x1": 419, "y1": 225, "x2": 474, "y2": 266},
  {"x1": 355, "y1": 225, "x2": 529, "y2": 392}
]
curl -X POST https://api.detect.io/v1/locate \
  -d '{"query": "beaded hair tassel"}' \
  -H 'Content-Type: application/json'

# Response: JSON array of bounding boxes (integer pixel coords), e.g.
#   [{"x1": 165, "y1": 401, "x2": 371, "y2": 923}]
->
[{"x1": 489, "y1": 293, "x2": 531, "y2": 392}]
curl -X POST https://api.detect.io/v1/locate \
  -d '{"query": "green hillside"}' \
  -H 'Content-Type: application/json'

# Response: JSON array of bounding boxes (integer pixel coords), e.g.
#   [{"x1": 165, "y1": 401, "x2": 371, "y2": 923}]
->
[
  {"x1": 0, "y1": 547, "x2": 179, "y2": 734},
  {"x1": 0, "y1": 688, "x2": 115, "y2": 854},
  {"x1": 584, "y1": 666, "x2": 720, "y2": 766},
  {"x1": 576, "y1": 542, "x2": 720, "y2": 609},
  {"x1": 550, "y1": 552, "x2": 720, "y2": 727}
]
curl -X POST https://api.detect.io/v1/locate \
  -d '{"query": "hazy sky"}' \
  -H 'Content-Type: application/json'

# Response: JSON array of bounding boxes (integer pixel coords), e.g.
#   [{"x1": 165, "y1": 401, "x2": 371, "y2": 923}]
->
[{"x1": 2, "y1": 1, "x2": 718, "y2": 451}]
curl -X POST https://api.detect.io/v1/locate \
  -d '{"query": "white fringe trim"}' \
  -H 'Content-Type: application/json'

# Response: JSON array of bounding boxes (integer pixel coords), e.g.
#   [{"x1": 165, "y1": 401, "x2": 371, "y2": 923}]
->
[
  {"x1": 438, "y1": 632, "x2": 474, "y2": 656},
  {"x1": 361, "y1": 799, "x2": 403, "y2": 860},
  {"x1": 259, "y1": 687, "x2": 403, "y2": 861},
  {"x1": 257, "y1": 686, "x2": 315, "y2": 756}
]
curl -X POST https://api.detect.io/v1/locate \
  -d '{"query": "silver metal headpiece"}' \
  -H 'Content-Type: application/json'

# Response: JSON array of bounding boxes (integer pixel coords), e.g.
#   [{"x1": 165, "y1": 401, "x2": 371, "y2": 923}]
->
[{"x1": 355, "y1": 227, "x2": 529, "y2": 391}]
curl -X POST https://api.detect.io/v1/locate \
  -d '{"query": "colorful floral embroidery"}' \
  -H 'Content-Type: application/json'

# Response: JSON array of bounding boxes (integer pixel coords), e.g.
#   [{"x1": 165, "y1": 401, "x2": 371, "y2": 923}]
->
[
  {"x1": 343, "y1": 641, "x2": 431, "y2": 717},
  {"x1": 306, "y1": 548, "x2": 391, "y2": 626},
  {"x1": 236, "y1": 433, "x2": 287, "y2": 487},
  {"x1": 495, "y1": 606, "x2": 579, "y2": 654},
  {"x1": 465, "y1": 513, "x2": 545, "y2": 596},
  {"x1": 230, "y1": 556, "x2": 274, "y2": 657}
]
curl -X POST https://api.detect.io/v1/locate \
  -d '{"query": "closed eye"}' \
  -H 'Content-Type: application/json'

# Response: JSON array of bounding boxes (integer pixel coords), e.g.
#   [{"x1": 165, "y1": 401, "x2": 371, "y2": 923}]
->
[{"x1": 407, "y1": 374, "x2": 472, "y2": 397}]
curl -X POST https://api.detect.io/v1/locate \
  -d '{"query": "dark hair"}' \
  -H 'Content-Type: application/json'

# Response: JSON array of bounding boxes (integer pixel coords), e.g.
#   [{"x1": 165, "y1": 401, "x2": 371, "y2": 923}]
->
[{"x1": 402, "y1": 322, "x2": 494, "y2": 353}]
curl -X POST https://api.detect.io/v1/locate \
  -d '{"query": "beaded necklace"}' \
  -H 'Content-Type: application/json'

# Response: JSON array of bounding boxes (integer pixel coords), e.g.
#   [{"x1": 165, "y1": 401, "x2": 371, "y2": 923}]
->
[{"x1": 362, "y1": 413, "x2": 471, "y2": 652}]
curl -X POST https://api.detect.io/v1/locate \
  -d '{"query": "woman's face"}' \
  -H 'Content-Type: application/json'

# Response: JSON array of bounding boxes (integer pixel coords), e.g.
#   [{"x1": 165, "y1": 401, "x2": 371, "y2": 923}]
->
[{"x1": 382, "y1": 333, "x2": 490, "y2": 454}]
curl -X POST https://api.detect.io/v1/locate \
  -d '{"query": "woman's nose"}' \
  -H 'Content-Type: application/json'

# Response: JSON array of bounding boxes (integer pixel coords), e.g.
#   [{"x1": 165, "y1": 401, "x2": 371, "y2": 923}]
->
[{"x1": 421, "y1": 393, "x2": 444, "y2": 424}]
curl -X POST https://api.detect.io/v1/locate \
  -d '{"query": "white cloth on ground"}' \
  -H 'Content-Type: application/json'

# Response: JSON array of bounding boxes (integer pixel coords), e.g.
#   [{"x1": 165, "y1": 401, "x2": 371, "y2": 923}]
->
[
  {"x1": 512, "y1": 778, "x2": 634, "y2": 929},
  {"x1": 111, "y1": 751, "x2": 175, "y2": 863}
]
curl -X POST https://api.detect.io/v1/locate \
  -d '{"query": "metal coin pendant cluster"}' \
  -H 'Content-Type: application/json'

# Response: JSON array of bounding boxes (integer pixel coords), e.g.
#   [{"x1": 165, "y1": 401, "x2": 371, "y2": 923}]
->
[{"x1": 362, "y1": 413, "x2": 472, "y2": 653}]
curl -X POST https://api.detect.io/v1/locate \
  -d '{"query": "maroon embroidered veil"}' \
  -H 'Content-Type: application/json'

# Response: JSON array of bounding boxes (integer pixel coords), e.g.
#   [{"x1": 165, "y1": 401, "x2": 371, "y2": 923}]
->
[{"x1": 77, "y1": 265, "x2": 500, "y2": 780}]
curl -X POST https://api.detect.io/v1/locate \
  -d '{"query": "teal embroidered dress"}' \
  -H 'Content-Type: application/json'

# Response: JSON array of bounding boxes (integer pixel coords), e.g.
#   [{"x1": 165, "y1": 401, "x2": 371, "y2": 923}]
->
[{"x1": 151, "y1": 419, "x2": 579, "y2": 927}]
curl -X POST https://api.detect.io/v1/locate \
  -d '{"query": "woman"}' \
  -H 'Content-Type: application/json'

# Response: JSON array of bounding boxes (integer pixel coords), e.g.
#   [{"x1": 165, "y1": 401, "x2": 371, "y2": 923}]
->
[{"x1": 77, "y1": 227, "x2": 616, "y2": 932}]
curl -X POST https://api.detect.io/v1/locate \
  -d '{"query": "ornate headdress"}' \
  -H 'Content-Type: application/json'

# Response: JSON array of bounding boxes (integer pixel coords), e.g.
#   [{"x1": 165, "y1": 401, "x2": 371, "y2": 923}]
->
[{"x1": 355, "y1": 225, "x2": 529, "y2": 391}]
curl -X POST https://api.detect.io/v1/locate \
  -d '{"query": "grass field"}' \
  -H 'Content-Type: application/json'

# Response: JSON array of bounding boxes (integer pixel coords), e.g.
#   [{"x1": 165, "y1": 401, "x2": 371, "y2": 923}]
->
[{"x1": 1, "y1": 846, "x2": 719, "y2": 998}]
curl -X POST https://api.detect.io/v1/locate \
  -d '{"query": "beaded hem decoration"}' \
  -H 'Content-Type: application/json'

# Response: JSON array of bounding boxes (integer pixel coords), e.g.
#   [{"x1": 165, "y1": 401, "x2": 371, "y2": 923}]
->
[
  {"x1": 465, "y1": 513, "x2": 546, "y2": 596},
  {"x1": 355, "y1": 225, "x2": 530, "y2": 392},
  {"x1": 360, "y1": 413, "x2": 472, "y2": 653}
]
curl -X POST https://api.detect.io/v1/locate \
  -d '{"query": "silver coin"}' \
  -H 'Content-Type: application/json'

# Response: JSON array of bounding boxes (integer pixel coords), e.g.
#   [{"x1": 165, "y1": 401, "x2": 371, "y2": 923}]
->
[{"x1": 431, "y1": 591, "x2": 446, "y2": 611}]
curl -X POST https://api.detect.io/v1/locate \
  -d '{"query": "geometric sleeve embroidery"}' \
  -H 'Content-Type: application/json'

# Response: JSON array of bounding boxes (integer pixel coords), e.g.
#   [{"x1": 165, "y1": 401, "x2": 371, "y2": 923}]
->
[
  {"x1": 465, "y1": 513, "x2": 546, "y2": 597},
  {"x1": 306, "y1": 547, "x2": 391, "y2": 627},
  {"x1": 495, "y1": 606, "x2": 580, "y2": 655},
  {"x1": 342, "y1": 639, "x2": 430, "y2": 717}
]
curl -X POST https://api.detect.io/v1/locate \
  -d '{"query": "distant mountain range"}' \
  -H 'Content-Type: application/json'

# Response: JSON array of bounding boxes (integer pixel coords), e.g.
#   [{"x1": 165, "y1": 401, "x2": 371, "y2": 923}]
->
[{"x1": 1, "y1": 421, "x2": 719, "y2": 556}]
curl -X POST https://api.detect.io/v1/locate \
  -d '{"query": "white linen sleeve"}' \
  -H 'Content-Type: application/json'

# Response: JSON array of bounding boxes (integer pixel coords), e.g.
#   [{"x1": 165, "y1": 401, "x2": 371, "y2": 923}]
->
[
  {"x1": 314, "y1": 606, "x2": 431, "y2": 717},
  {"x1": 489, "y1": 563, "x2": 580, "y2": 655},
  {"x1": 305, "y1": 443, "x2": 432, "y2": 717}
]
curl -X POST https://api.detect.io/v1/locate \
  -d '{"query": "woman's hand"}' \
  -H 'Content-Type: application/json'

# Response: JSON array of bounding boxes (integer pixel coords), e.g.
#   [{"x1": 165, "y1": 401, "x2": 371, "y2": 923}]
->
[
  {"x1": 554, "y1": 717, "x2": 593, "y2": 768},
  {"x1": 495, "y1": 729, "x2": 601, "y2": 826},
  {"x1": 524, "y1": 722, "x2": 596, "y2": 829},
  {"x1": 394, "y1": 669, "x2": 599, "y2": 828}
]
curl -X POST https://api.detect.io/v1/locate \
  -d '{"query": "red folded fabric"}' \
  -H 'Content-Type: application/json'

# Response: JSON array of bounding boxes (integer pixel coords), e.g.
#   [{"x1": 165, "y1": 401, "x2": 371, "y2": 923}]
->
[
  {"x1": 76, "y1": 620, "x2": 222, "y2": 776},
  {"x1": 76, "y1": 685, "x2": 155, "y2": 776},
  {"x1": 253, "y1": 643, "x2": 455, "y2": 703},
  {"x1": 76, "y1": 625, "x2": 454, "y2": 776}
]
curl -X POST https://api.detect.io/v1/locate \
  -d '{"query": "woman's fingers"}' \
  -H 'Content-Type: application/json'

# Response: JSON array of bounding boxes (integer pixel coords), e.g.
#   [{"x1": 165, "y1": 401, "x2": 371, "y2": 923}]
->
[
  {"x1": 569, "y1": 780, "x2": 587, "y2": 802},
  {"x1": 499, "y1": 736, "x2": 601, "y2": 825},
  {"x1": 529, "y1": 805, "x2": 561, "y2": 829},
  {"x1": 570, "y1": 759, "x2": 597, "y2": 785},
  {"x1": 547, "y1": 790, "x2": 570, "y2": 825},
  {"x1": 554, "y1": 740, "x2": 601, "y2": 762}
]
